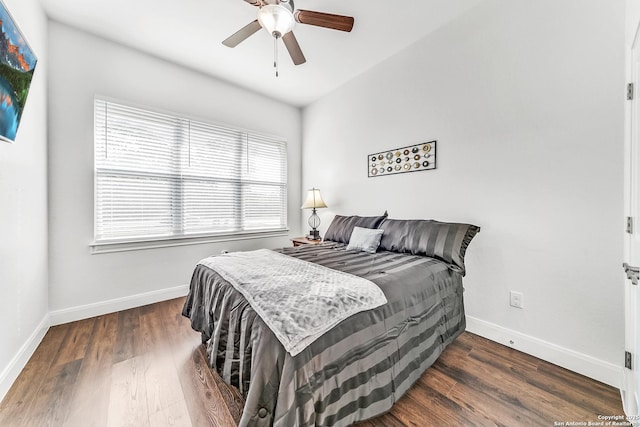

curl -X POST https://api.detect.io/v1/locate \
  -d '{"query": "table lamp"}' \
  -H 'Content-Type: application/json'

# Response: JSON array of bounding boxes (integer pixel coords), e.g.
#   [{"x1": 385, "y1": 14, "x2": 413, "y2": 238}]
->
[{"x1": 301, "y1": 188, "x2": 327, "y2": 240}]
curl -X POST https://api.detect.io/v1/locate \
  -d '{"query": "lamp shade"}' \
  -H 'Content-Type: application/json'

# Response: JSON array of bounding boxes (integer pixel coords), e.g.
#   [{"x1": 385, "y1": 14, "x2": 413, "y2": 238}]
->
[
  {"x1": 258, "y1": 4, "x2": 295, "y2": 37},
  {"x1": 301, "y1": 188, "x2": 328, "y2": 209}
]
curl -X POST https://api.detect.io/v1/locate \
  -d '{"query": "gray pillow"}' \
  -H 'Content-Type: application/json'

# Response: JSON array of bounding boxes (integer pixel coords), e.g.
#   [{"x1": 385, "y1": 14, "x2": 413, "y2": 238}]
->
[
  {"x1": 346, "y1": 227, "x2": 384, "y2": 253},
  {"x1": 378, "y1": 219, "x2": 480, "y2": 276},
  {"x1": 324, "y1": 213, "x2": 388, "y2": 244}
]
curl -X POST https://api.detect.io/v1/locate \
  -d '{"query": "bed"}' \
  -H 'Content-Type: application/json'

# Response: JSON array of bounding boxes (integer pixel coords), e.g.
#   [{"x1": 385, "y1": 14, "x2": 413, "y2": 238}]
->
[{"x1": 182, "y1": 215, "x2": 480, "y2": 426}]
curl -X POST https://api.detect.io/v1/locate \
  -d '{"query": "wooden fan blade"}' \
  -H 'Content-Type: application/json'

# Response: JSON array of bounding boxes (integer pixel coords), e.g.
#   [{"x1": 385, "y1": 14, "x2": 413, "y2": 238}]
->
[
  {"x1": 294, "y1": 10, "x2": 354, "y2": 32},
  {"x1": 282, "y1": 32, "x2": 306, "y2": 65},
  {"x1": 222, "y1": 20, "x2": 262, "y2": 47}
]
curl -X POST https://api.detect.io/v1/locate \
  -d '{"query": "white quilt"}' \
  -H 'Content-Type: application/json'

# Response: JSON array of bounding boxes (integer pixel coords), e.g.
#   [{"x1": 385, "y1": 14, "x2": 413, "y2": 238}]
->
[{"x1": 198, "y1": 249, "x2": 387, "y2": 356}]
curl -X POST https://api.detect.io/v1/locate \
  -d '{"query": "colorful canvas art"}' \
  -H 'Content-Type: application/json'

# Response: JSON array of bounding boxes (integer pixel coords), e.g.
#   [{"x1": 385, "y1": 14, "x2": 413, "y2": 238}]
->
[{"x1": 0, "y1": 0, "x2": 36, "y2": 143}]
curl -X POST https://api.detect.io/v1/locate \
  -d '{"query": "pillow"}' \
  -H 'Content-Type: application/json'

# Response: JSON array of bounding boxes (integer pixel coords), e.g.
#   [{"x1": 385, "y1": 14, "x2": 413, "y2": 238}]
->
[
  {"x1": 346, "y1": 227, "x2": 384, "y2": 253},
  {"x1": 378, "y1": 219, "x2": 480, "y2": 276},
  {"x1": 324, "y1": 212, "x2": 388, "y2": 244}
]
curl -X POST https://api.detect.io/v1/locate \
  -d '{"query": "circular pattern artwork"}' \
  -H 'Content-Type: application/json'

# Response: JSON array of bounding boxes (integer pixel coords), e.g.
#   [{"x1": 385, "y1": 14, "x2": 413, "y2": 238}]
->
[{"x1": 368, "y1": 141, "x2": 437, "y2": 177}]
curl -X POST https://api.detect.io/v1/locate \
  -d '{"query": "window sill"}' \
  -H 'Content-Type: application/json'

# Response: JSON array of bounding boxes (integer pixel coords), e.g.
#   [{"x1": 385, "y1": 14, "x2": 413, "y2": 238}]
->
[{"x1": 90, "y1": 229, "x2": 290, "y2": 254}]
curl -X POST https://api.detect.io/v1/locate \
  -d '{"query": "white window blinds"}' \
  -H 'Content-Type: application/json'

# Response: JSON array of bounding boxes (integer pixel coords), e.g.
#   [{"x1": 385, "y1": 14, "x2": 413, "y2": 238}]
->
[{"x1": 94, "y1": 99, "x2": 287, "y2": 243}]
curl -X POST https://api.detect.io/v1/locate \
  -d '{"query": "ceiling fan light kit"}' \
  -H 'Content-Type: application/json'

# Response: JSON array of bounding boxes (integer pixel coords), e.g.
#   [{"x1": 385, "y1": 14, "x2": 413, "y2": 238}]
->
[
  {"x1": 223, "y1": 0, "x2": 354, "y2": 75},
  {"x1": 257, "y1": 4, "x2": 295, "y2": 38}
]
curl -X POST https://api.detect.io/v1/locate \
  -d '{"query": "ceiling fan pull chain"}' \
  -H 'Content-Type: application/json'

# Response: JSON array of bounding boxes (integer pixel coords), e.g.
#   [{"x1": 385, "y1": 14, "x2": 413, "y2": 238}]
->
[{"x1": 274, "y1": 35, "x2": 279, "y2": 77}]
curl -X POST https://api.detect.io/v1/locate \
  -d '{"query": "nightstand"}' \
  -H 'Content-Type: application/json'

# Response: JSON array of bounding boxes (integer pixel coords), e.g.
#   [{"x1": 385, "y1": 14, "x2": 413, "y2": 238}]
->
[{"x1": 291, "y1": 236, "x2": 323, "y2": 247}]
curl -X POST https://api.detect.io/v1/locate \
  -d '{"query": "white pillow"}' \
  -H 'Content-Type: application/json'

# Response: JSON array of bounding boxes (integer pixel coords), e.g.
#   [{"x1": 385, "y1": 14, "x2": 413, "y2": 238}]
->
[{"x1": 347, "y1": 227, "x2": 384, "y2": 254}]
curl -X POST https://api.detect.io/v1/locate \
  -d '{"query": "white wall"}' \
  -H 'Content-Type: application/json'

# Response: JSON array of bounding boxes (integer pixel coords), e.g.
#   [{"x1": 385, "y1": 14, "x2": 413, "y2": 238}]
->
[
  {"x1": 303, "y1": 0, "x2": 625, "y2": 386},
  {"x1": 0, "y1": 0, "x2": 48, "y2": 399},
  {"x1": 47, "y1": 22, "x2": 302, "y2": 320}
]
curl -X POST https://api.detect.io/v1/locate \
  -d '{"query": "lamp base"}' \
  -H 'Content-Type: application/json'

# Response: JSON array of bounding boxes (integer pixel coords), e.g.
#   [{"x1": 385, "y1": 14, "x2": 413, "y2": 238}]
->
[{"x1": 308, "y1": 229, "x2": 321, "y2": 240}]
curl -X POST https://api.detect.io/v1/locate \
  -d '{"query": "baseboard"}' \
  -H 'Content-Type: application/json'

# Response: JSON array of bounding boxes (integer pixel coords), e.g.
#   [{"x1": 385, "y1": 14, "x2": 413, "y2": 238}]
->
[
  {"x1": 49, "y1": 284, "x2": 190, "y2": 326},
  {"x1": 0, "y1": 313, "x2": 50, "y2": 402},
  {"x1": 466, "y1": 315, "x2": 622, "y2": 389}
]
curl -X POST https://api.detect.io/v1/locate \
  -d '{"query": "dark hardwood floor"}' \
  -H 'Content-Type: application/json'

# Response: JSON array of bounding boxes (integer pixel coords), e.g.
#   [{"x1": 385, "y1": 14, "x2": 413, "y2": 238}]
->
[{"x1": 0, "y1": 297, "x2": 624, "y2": 426}]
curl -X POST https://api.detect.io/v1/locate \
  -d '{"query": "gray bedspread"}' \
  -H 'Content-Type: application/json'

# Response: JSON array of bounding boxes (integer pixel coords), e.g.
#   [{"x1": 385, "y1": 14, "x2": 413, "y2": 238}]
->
[
  {"x1": 197, "y1": 249, "x2": 387, "y2": 356},
  {"x1": 182, "y1": 242, "x2": 466, "y2": 426}
]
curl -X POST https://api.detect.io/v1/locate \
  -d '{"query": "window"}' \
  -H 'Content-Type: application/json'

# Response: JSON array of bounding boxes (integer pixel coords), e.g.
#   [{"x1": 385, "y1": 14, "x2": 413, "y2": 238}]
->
[{"x1": 94, "y1": 99, "x2": 287, "y2": 245}]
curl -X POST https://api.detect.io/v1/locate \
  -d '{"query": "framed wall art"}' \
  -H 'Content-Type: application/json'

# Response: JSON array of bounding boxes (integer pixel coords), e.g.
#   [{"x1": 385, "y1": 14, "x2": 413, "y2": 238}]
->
[
  {"x1": 0, "y1": 0, "x2": 37, "y2": 143},
  {"x1": 368, "y1": 140, "x2": 437, "y2": 178}
]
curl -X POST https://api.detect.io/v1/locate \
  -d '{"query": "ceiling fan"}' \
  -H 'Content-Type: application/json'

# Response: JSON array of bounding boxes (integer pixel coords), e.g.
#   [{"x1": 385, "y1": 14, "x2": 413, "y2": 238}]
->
[{"x1": 222, "y1": 0, "x2": 354, "y2": 75}]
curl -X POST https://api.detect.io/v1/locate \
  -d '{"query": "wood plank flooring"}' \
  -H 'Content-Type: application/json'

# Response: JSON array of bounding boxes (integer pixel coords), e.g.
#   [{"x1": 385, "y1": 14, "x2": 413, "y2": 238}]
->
[{"x1": 0, "y1": 297, "x2": 624, "y2": 426}]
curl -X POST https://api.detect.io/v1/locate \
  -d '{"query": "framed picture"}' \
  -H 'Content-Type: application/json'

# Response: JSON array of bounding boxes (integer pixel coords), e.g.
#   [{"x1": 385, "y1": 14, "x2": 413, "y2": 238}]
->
[
  {"x1": 0, "y1": 0, "x2": 37, "y2": 143},
  {"x1": 368, "y1": 140, "x2": 437, "y2": 177}
]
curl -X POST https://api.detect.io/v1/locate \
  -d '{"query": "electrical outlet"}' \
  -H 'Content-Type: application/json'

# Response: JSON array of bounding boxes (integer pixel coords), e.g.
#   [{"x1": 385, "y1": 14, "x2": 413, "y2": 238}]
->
[{"x1": 510, "y1": 291, "x2": 524, "y2": 309}]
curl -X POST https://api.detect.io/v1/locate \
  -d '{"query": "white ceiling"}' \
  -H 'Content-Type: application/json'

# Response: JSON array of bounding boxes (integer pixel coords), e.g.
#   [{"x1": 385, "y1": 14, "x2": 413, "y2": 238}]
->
[{"x1": 41, "y1": 0, "x2": 483, "y2": 107}]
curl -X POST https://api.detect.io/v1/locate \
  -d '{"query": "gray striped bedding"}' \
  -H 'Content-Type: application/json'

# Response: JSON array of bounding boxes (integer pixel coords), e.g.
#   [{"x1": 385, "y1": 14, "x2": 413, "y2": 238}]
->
[{"x1": 182, "y1": 241, "x2": 466, "y2": 426}]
